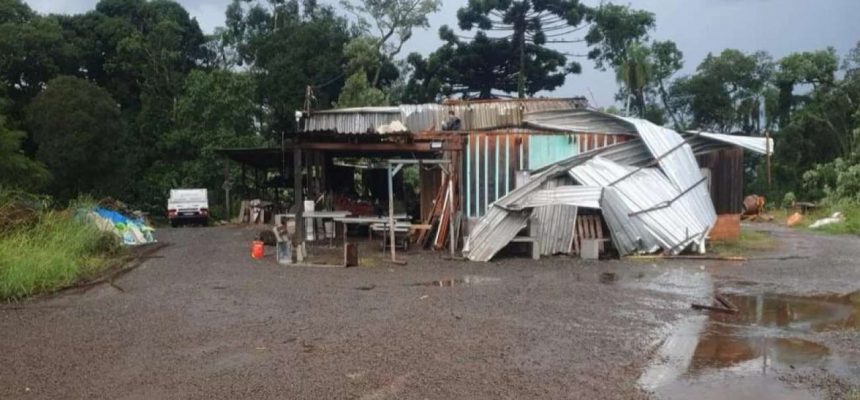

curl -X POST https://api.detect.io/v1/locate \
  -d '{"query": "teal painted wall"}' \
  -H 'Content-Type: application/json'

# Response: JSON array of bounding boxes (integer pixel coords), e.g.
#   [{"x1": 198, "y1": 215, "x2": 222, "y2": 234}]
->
[{"x1": 528, "y1": 135, "x2": 578, "y2": 170}]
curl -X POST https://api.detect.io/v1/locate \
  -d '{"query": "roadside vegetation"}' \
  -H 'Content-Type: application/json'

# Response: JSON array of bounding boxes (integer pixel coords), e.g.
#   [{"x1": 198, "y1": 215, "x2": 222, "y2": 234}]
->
[
  {"x1": 0, "y1": 191, "x2": 120, "y2": 301},
  {"x1": 709, "y1": 229, "x2": 777, "y2": 257}
]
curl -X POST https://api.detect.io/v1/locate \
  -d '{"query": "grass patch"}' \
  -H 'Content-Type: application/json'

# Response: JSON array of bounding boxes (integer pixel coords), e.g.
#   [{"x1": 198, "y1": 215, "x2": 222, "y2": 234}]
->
[
  {"x1": 0, "y1": 210, "x2": 121, "y2": 301},
  {"x1": 709, "y1": 229, "x2": 777, "y2": 257},
  {"x1": 780, "y1": 203, "x2": 860, "y2": 235}
]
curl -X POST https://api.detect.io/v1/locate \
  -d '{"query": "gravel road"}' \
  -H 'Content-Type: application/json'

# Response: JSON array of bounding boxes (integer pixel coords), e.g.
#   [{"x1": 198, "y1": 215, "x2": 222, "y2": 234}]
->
[
  {"x1": 1, "y1": 226, "x2": 683, "y2": 400},
  {"x1": 1, "y1": 223, "x2": 857, "y2": 399}
]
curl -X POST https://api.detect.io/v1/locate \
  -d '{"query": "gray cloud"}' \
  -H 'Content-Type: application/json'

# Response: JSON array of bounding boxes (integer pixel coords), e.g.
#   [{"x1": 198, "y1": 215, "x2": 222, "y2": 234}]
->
[{"x1": 25, "y1": 0, "x2": 860, "y2": 107}]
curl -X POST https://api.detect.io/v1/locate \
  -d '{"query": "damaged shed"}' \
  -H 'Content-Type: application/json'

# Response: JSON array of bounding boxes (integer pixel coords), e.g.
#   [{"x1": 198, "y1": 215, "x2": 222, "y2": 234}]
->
[{"x1": 463, "y1": 110, "x2": 773, "y2": 262}]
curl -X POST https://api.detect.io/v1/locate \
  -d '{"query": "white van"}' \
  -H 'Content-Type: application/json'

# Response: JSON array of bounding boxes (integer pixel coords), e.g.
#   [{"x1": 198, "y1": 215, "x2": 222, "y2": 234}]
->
[{"x1": 167, "y1": 189, "x2": 209, "y2": 227}]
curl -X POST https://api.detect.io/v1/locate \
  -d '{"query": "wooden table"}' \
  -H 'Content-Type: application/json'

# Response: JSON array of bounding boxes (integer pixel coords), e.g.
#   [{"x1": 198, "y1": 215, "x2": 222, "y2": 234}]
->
[
  {"x1": 334, "y1": 215, "x2": 412, "y2": 246},
  {"x1": 279, "y1": 211, "x2": 353, "y2": 245}
]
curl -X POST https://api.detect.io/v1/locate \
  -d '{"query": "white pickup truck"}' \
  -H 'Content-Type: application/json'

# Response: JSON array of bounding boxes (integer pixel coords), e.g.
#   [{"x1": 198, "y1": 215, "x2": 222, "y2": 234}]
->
[{"x1": 167, "y1": 189, "x2": 209, "y2": 227}]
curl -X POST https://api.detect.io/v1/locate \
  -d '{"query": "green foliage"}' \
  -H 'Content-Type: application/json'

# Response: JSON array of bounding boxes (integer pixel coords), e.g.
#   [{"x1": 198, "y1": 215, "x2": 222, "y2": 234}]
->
[
  {"x1": 669, "y1": 49, "x2": 773, "y2": 133},
  {"x1": 782, "y1": 192, "x2": 796, "y2": 208},
  {"x1": 406, "y1": 0, "x2": 586, "y2": 99},
  {"x1": 614, "y1": 42, "x2": 652, "y2": 117},
  {"x1": 222, "y1": 0, "x2": 351, "y2": 134},
  {"x1": 25, "y1": 76, "x2": 122, "y2": 200},
  {"x1": 341, "y1": 0, "x2": 440, "y2": 87},
  {"x1": 0, "y1": 11, "x2": 79, "y2": 112},
  {"x1": 584, "y1": 3, "x2": 655, "y2": 70},
  {"x1": 802, "y1": 157, "x2": 860, "y2": 205},
  {"x1": 0, "y1": 204, "x2": 120, "y2": 301},
  {"x1": 0, "y1": 0, "x2": 34, "y2": 24},
  {"x1": 140, "y1": 69, "x2": 265, "y2": 213},
  {"x1": 0, "y1": 115, "x2": 50, "y2": 191},
  {"x1": 337, "y1": 69, "x2": 388, "y2": 108}
]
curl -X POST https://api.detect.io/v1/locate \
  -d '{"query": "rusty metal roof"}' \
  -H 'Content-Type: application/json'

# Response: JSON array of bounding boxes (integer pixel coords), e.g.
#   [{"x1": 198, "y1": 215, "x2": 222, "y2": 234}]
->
[{"x1": 302, "y1": 98, "x2": 589, "y2": 135}]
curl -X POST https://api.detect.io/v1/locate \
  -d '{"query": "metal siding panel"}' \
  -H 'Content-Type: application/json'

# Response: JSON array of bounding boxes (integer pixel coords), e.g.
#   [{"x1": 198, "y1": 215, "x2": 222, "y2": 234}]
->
[{"x1": 527, "y1": 134, "x2": 579, "y2": 170}]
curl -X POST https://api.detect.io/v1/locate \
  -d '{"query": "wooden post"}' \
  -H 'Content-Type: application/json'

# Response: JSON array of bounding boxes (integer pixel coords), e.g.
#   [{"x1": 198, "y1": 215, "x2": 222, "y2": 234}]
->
[
  {"x1": 294, "y1": 146, "x2": 304, "y2": 255},
  {"x1": 447, "y1": 167, "x2": 455, "y2": 256},
  {"x1": 388, "y1": 162, "x2": 396, "y2": 261}
]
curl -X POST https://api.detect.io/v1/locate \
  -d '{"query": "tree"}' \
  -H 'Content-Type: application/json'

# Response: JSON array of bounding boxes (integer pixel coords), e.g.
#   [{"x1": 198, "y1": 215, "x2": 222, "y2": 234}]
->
[
  {"x1": 336, "y1": 69, "x2": 388, "y2": 107},
  {"x1": 25, "y1": 76, "x2": 122, "y2": 200},
  {"x1": 0, "y1": 7, "x2": 79, "y2": 117},
  {"x1": 449, "y1": 0, "x2": 588, "y2": 98},
  {"x1": 0, "y1": 115, "x2": 50, "y2": 191},
  {"x1": 220, "y1": 0, "x2": 351, "y2": 134},
  {"x1": 614, "y1": 42, "x2": 652, "y2": 118},
  {"x1": 140, "y1": 70, "x2": 264, "y2": 211},
  {"x1": 0, "y1": 0, "x2": 33, "y2": 24},
  {"x1": 341, "y1": 0, "x2": 440, "y2": 87},
  {"x1": 584, "y1": 3, "x2": 655, "y2": 70},
  {"x1": 773, "y1": 48, "x2": 838, "y2": 128},
  {"x1": 669, "y1": 49, "x2": 773, "y2": 133},
  {"x1": 650, "y1": 40, "x2": 683, "y2": 128}
]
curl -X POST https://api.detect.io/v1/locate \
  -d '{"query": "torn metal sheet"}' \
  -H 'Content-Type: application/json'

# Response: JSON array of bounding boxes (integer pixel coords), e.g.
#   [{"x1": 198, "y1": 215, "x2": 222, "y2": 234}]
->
[
  {"x1": 524, "y1": 108, "x2": 638, "y2": 135},
  {"x1": 687, "y1": 131, "x2": 773, "y2": 155},
  {"x1": 571, "y1": 157, "x2": 709, "y2": 255},
  {"x1": 621, "y1": 118, "x2": 716, "y2": 252},
  {"x1": 532, "y1": 204, "x2": 578, "y2": 256},
  {"x1": 462, "y1": 206, "x2": 530, "y2": 262},
  {"x1": 463, "y1": 109, "x2": 775, "y2": 262},
  {"x1": 521, "y1": 186, "x2": 602, "y2": 209}
]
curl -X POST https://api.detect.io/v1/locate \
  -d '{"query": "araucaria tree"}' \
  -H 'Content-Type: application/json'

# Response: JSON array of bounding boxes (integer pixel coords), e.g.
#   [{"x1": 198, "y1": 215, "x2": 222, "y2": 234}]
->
[{"x1": 413, "y1": 0, "x2": 588, "y2": 99}]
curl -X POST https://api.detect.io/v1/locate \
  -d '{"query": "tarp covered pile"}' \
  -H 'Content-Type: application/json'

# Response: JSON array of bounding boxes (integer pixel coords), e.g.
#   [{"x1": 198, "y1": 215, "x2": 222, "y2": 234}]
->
[
  {"x1": 86, "y1": 207, "x2": 156, "y2": 245},
  {"x1": 463, "y1": 110, "x2": 773, "y2": 262}
]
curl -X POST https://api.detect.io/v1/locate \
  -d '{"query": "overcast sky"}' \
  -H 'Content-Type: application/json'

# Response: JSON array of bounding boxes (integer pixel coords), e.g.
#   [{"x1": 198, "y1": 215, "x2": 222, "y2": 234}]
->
[{"x1": 25, "y1": 0, "x2": 860, "y2": 107}]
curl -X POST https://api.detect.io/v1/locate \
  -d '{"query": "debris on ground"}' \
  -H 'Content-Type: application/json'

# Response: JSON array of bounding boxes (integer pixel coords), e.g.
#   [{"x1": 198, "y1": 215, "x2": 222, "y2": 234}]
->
[
  {"x1": 691, "y1": 293, "x2": 739, "y2": 314},
  {"x1": 786, "y1": 212, "x2": 804, "y2": 227},
  {"x1": 85, "y1": 207, "x2": 156, "y2": 245},
  {"x1": 809, "y1": 212, "x2": 844, "y2": 229},
  {"x1": 742, "y1": 194, "x2": 766, "y2": 216}
]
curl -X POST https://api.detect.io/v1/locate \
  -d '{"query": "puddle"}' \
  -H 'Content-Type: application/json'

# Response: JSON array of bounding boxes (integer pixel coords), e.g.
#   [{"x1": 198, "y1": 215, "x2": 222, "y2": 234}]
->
[
  {"x1": 643, "y1": 291, "x2": 860, "y2": 399},
  {"x1": 412, "y1": 275, "x2": 501, "y2": 287}
]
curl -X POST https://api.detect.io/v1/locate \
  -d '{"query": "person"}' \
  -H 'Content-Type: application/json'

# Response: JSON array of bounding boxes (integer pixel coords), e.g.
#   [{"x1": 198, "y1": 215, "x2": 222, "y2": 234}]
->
[{"x1": 442, "y1": 110, "x2": 461, "y2": 131}]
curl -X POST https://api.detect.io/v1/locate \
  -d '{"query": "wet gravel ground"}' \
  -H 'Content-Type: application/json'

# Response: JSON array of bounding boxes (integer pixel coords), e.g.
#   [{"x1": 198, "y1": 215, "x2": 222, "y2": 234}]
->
[
  {"x1": 1, "y1": 223, "x2": 858, "y2": 399},
  {"x1": 704, "y1": 223, "x2": 860, "y2": 400},
  {"x1": 1, "y1": 226, "x2": 683, "y2": 400}
]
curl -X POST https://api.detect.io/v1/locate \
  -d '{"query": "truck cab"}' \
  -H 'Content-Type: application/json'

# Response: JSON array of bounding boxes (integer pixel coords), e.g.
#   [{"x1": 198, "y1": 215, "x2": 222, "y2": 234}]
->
[{"x1": 167, "y1": 189, "x2": 209, "y2": 227}]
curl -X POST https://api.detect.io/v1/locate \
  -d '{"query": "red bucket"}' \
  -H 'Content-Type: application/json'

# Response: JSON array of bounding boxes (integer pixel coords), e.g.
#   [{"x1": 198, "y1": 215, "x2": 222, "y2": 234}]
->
[{"x1": 251, "y1": 240, "x2": 265, "y2": 259}]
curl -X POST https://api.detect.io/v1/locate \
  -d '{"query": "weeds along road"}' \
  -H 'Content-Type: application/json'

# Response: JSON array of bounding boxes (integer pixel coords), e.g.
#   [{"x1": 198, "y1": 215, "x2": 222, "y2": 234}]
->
[{"x1": 1, "y1": 224, "x2": 858, "y2": 399}]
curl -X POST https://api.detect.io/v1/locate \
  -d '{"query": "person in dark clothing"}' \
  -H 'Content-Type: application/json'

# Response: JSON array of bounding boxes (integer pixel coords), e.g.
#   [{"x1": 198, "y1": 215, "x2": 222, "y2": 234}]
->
[{"x1": 442, "y1": 110, "x2": 461, "y2": 131}]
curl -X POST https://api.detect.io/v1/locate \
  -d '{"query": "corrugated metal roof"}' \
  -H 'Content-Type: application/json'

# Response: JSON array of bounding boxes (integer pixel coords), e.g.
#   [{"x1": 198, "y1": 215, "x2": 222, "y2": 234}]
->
[
  {"x1": 687, "y1": 131, "x2": 773, "y2": 155},
  {"x1": 620, "y1": 118, "x2": 717, "y2": 253},
  {"x1": 463, "y1": 111, "x2": 757, "y2": 261},
  {"x1": 302, "y1": 98, "x2": 587, "y2": 135},
  {"x1": 462, "y1": 205, "x2": 530, "y2": 262},
  {"x1": 532, "y1": 204, "x2": 578, "y2": 256},
  {"x1": 523, "y1": 109, "x2": 637, "y2": 135},
  {"x1": 521, "y1": 186, "x2": 603, "y2": 209},
  {"x1": 570, "y1": 156, "x2": 711, "y2": 255},
  {"x1": 304, "y1": 107, "x2": 402, "y2": 134}
]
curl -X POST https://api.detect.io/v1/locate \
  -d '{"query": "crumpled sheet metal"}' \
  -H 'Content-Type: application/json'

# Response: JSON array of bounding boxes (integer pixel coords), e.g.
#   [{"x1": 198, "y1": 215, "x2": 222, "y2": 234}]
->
[
  {"x1": 619, "y1": 118, "x2": 717, "y2": 252},
  {"x1": 462, "y1": 111, "x2": 767, "y2": 261},
  {"x1": 462, "y1": 205, "x2": 530, "y2": 262},
  {"x1": 521, "y1": 186, "x2": 602, "y2": 209},
  {"x1": 571, "y1": 156, "x2": 709, "y2": 255},
  {"x1": 687, "y1": 131, "x2": 773, "y2": 155},
  {"x1": 523, "y1": 108, "x2": 638, "y2": 135}
]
